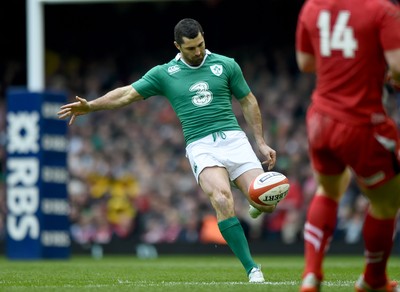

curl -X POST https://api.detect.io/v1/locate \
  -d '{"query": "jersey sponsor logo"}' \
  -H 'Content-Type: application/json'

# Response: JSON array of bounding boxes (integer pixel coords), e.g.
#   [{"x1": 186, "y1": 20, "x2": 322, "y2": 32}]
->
[
  {"x1": 210, "y1": 65, "x2": 223, "y2": 76},
  {"x1": 167, "y1": 65, "x2": 180, "y2": 75},
  {"x1": 189, "y1": 81, "x2": 213, "y2": 107}
]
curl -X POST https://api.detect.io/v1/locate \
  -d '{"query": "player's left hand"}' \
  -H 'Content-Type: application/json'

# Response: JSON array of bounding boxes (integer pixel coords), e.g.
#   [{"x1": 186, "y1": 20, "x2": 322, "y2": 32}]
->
[{"x1": 259, "y1": 144, "x2": 276, "y2": 170}]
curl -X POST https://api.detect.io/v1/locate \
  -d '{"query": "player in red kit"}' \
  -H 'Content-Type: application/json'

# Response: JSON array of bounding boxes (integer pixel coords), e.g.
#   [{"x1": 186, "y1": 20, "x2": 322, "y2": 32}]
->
[{"x1": 296, "y1": 0, "x2": 400, "y2": 291}]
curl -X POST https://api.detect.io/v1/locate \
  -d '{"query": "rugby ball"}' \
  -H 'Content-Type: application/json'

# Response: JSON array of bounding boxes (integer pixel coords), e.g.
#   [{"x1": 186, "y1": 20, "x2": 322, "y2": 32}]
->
[{"x1": 249, "y1": 171, "x2": 290, "y2": 206}]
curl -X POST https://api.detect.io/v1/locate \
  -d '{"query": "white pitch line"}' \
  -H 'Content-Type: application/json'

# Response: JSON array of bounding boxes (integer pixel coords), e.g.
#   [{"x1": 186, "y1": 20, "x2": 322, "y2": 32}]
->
[
  {"x1": 0, "y1": 279, "x2": 356, "y2": 288},
  {"x1": 117, "y1": 280, "x2": 355, "y2": 287}
]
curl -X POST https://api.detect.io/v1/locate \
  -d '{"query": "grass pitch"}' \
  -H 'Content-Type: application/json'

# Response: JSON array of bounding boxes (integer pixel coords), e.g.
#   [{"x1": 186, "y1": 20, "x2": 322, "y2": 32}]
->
[{"x1": 0, "y1": 255, "x2": 399, "y2": 291}]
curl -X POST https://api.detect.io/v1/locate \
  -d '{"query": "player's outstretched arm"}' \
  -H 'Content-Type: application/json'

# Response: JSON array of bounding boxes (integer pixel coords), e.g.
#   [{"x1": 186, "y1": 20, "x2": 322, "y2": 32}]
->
[{"x1": 58, "y1": 85, "x2": 143, "y2": 125}]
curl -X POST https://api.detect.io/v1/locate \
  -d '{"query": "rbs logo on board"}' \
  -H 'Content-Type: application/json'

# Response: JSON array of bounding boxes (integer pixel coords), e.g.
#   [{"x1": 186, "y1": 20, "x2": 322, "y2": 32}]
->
[{"x1": 6, "y1": 111, "x2": 40, "y2": 240}]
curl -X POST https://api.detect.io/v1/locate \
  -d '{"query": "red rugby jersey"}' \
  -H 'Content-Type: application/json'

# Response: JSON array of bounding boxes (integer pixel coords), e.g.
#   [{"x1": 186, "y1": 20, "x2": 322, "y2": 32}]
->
[{"x1": 296, "y1": 0, "x2": 400, "y2": 124}]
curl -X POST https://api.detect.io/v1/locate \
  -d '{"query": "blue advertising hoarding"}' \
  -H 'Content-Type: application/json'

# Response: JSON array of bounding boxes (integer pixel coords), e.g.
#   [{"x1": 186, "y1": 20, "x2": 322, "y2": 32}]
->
[{"x1": 6, "y1": 89, "x2": 70, "y2": 259}]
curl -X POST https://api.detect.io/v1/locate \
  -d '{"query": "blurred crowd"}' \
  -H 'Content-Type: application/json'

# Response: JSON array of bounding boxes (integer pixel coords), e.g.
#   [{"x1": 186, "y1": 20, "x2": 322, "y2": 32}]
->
[{"x1": 0, "y1": 45, "x2": 399, "y2": 249}]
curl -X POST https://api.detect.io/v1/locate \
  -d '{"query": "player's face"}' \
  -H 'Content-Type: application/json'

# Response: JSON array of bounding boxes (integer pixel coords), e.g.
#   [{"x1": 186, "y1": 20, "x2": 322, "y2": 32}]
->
[{"x1": 176, "y1": 32, "x2": 206, "y2": 66}]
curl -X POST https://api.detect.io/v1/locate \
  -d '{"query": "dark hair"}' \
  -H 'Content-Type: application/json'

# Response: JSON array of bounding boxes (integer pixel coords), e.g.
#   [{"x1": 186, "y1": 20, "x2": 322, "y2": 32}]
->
[{"x1": 174, "y1": 18, "x2": 204, "y2": 45}]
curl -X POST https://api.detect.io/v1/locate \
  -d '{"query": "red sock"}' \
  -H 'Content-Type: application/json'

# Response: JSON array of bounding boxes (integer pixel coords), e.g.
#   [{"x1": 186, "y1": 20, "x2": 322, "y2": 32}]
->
[
  {"x1": 303, "y1": 195, "x2": 338, "y2": 280},
  {"x1": 362, "y1": 212, "x2": 395, "y2": 288}
]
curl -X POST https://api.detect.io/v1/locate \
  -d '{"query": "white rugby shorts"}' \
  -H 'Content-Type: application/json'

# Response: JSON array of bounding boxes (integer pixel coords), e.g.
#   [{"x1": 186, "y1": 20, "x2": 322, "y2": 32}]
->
[{"x1": 185, "y1": 130, "x2": 263, "y2": 183}]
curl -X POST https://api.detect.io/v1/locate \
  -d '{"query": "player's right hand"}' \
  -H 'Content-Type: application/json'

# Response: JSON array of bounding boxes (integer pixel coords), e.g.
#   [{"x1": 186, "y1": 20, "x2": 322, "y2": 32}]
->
[{"x1": 57, "y1": 96, "x2": 90, "y2": 125}]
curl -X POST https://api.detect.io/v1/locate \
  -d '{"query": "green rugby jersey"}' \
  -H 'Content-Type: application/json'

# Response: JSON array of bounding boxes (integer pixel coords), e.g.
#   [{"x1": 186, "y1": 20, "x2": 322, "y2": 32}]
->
[{"x1": 132, "y1": 50, "x2": 251, "y2": 145}]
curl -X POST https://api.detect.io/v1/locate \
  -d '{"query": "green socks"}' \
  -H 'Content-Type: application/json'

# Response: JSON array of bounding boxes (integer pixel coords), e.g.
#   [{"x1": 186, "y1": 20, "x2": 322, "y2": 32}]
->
[{"x1": 218, "y1": 216, "x2": 257, "y2": 275}]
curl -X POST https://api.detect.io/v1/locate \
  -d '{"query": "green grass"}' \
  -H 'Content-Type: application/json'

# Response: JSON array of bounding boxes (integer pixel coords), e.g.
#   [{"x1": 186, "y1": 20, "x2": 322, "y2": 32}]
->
[{"x1": 0, "y1": 255, "x2": 399, "y2": 291}]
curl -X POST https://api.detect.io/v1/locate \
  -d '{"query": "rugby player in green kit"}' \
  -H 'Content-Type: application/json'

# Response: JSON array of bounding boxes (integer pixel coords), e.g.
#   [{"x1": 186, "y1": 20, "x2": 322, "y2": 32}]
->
[{"x1": 58, "y1": 18, "x2": 277, "y2": 283}]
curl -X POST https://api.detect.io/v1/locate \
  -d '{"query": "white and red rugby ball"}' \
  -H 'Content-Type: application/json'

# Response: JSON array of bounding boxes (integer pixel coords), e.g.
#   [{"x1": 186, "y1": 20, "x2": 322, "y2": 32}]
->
[{"x1": 249, "y1": 171, "x2": 290, "y2": 206}]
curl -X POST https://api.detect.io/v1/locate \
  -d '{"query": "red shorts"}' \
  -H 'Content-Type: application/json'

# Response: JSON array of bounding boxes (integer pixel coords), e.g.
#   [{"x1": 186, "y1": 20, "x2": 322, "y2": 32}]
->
[{"x1": 306, "y1": 105, "x2": 400, "y2": 189}]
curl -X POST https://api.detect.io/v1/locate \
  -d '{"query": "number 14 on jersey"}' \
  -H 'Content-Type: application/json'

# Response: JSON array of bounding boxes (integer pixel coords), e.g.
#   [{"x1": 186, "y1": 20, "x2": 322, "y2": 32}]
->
[{"x1": 317, "y1": 10, "x2": 358, "y2": 58}]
